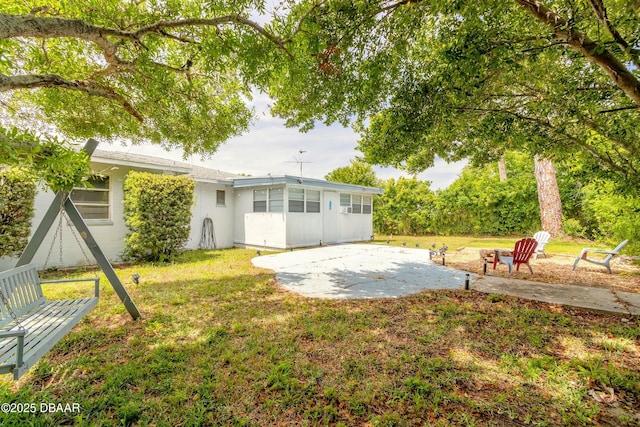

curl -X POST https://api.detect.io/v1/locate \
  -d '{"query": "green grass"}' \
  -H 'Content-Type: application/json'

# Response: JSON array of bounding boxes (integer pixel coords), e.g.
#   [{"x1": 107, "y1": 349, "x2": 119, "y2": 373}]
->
[
  {"x1": 1, "y1": 247, "x2": 639, "y2": 426},
  {"x1": 371, "y1": 234, "x2": 607, "y2": 256}
]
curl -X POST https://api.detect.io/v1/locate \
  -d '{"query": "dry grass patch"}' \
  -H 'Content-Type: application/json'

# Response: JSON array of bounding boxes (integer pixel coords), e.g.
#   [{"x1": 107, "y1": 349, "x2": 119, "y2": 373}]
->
[{"x1": 446, "y1": 247, "x2": 640, "y2": 293}]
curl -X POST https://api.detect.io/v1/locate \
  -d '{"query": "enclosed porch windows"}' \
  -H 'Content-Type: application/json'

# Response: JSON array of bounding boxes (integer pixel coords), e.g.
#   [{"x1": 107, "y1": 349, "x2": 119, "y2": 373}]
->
[{"x1": 288, "y1": 188, "x2": 321, "y2": 213}]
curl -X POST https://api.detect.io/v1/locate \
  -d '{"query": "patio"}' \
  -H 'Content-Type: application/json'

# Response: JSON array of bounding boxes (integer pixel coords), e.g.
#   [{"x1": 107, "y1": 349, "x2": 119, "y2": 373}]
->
[{"x1": 251, "y1": 244, "x2": 470, "y2": 299}]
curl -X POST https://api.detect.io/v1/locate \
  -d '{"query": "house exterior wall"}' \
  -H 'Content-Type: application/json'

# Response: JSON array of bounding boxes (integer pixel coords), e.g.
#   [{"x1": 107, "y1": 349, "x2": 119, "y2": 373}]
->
[
  {"x1": 233, "y1": 187, "x2": 288, "y2": 248},
  {"x1": 285, "y1": 185, "x2": 323, "y2": 247},
  {"x1": 233, "y1": 184, "x2": 376, "y2": 249},
  {"x1": 0, "y1": 165, "x2": 131, "y2": 270},
  {"x1": 188, "y1": 182, "x2": 234, "y2": 250},
  {"x1": 1, "y1": 162, "x2": 381, "y2": 270},
  {"x1": 336, "y1": 208, "x2": 374, "y2": 243},
  {"x1": 0, "y1": 163, "x2": 235, "y2": 270}
]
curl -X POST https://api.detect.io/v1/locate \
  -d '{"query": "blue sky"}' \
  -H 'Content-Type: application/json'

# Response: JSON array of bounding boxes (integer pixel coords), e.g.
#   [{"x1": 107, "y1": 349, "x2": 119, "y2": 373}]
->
[{"x1": 103, "y1": 93, "x2": 466, "y2": 190}]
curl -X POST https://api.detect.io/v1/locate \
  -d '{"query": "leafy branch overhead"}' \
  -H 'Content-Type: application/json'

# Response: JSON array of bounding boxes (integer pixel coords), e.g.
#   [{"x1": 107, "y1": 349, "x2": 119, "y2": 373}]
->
[
  {"x1": 270, "y1": 0, "x2": 640, "y2": 190},
  {"x1": 3, "y1": 0, "x2": 640, "y2": 193},
  {"x1": 0, "y1": 1, "x2": 300, "y2": 156}
]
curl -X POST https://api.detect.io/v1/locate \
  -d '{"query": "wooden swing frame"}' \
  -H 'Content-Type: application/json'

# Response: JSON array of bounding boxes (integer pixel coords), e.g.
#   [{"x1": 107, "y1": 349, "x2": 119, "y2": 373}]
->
[{"x1": 0, "y1": 139, "x2": 141, "y2": 379}]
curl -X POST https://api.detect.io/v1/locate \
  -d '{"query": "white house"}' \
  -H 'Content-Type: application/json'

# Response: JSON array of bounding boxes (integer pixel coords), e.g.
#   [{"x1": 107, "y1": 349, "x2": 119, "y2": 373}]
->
[{"x1": 1, "y1": 150, "x2": 382, "y2": 270}]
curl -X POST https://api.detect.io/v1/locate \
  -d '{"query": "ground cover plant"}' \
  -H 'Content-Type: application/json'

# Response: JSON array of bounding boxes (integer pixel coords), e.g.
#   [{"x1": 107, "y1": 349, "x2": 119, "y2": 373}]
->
[{"x1": 0, "y1": 247, "x2": 638, "y2": 426}]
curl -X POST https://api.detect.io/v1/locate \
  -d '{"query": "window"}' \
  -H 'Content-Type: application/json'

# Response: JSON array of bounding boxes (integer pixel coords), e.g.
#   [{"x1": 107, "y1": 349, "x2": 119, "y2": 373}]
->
[
  {"x1": 253, "y1": 189, "x2": 267, "y2": 212},
  {"x1": 289, "y1": 188, "x2": 321, "y2": 213},
  {"x1": 269, "y1": 188, "x2": 284, "y2": 212},
  {"x1": 306, "y1": 190, "x2": 321, "y2": 213},
  {"x1": 352, "y1": 195, "x2": 362, "y2": 214},
  {"x1": 254, "y1": 188, "x2": 284, "y2": 212},
  {"x1": 70, "y1": 176, "x2": 110, "y2": 220},
  {"x1": 216, "y1": 190, "x2": 226, "y2": 206},
  {"x1": 288, "y1": 188, "x2": 304, "y2": 212},
  {"x1": 340, "y1": 193, "x2": 351, "y2": 207},
  {"x1": 363, "y1": 196, "x2": 372, "y2": 214}
]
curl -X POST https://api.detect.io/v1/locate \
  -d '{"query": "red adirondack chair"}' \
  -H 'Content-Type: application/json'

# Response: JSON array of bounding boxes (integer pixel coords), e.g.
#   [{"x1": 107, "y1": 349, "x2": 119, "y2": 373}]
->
[{"x1": 494, "y1": 238, "x2": 538, "y2": 274}]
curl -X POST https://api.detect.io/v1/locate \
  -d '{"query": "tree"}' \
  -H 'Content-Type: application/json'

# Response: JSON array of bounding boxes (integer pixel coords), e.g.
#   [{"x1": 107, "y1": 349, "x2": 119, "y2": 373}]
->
[
  {"x1": 375, "y1": 177, "x2": 435, "y2": 235},
  {"x1": 269, "y1": 0, "x2": 640, "y2": 191},
  {"x1": 534, "y1": 156, "x2": 563, "y2": 236},
  {"x1": 324, "y1": 158, "x2": 379, "y2": 187},
  {"x1": 432, "y1": 152, "x2": 541, "y2": 235},
  {"x1": 0, "y1": 1, "x2": 297, "y2": 184}
]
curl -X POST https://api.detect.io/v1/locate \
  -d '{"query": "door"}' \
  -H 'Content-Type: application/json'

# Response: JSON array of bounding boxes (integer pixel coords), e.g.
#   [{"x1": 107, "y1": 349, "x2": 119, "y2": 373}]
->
[{"x1": 322, "y1": 191, "x2": 338, "y2": 244}]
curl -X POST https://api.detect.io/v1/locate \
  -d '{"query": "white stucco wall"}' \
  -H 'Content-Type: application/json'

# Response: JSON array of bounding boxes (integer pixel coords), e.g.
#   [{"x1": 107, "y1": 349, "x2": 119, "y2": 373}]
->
[
  {"x1": 188, "y1": 182, "x2": 234, "y2": 250},
  {"x1": 0, "y1": 164, "x2": 233, "y2": 270},
  {"x1": 232, "y1": 185, "x2": 375, "y2": 249},
  {"x1": 1, "y1": 169, "x2": 380, "y2": 270},
  {"x1": 233, "y1": 187, "x2": 288, "y2": 248},
  {"x1": 0, "y1": 165, "x2": 131, "y2": 270},
  {"x1": 336, "y1": 210, "x2": 374, "y2": 243},
  {"x1": 285, "y1": 212, "x2": 323, "y2": 247}
]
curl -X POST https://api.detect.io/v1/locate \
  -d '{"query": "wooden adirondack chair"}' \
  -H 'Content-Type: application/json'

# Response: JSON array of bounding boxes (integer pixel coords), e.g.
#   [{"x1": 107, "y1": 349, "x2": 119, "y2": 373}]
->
[
  {"x1": 572, "y1": 239, "x2": 629, "y2": 274},
  {"x1": 495, "y1": 238, "x2": 538, "y2": 274},
  {"x1": 532, "y1": 231, "x2": 551, "y2": 260}
]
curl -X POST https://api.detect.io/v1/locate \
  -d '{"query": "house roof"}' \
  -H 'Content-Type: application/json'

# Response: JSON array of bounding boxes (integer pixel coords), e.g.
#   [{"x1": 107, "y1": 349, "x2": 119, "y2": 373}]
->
[
  {"x1": 90, "y1": 150, "x2": 383, "y2": 193},
  {"x1": 91, "y1": 149, "x2": 193, "y2": 174},
  {"x1": 91, "y1": 149, "x2": 237, "y2": 183},
  {"x1": 233, "y1": 175, "x2": 384, "y2": 194}
]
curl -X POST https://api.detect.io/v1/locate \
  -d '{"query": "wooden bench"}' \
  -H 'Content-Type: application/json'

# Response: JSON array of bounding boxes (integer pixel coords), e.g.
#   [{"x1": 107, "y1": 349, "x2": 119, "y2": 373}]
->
[{"x1": 0, "y1": 264, "x2": 99, "y2": 380}]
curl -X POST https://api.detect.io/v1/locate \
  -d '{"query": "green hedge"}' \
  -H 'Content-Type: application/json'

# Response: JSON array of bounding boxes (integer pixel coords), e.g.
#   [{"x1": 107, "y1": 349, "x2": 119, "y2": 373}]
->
[
  {"x1": 123, "y1": 172, "x2": 195, "y2": 262},
  {"x1": 0, "y1": 168, "x2": 36, "y2": 257}
]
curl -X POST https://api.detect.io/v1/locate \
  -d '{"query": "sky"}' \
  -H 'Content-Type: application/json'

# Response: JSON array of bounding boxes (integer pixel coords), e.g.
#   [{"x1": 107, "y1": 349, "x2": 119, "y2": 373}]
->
[{"x1": 101, "y1": 92, "x2": 467, "y2": 190}]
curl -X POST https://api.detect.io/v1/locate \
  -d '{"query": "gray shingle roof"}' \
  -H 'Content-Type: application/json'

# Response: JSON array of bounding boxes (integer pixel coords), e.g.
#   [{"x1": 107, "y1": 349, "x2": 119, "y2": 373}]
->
[{"x1": 91, "y1": 149, "x2": 237, "y2": 182}]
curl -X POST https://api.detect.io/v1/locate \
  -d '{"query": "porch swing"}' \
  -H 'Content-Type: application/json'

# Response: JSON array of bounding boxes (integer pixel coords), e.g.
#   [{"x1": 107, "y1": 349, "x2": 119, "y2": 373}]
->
[
  {"x1": 0, "y1": 139, "x2": 141, "y2": 380},
  {"x1": 0, "y1": 197, "x2": 100, "y2": 380}
]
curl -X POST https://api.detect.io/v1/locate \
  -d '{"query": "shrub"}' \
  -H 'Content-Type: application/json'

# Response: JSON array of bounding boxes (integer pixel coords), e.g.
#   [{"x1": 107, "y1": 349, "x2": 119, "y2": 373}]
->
[
  {"x1": 123, "y1": 172, "x2": 195, "y2": 262},
  {"x1": 0, "y1": 168, "x2": 36, "y2": 257},
  {"x1": 562, "y1": 218, "x2": 587, "y2": 238},
  {"x1": 431, "y1": 153, "x2": 540, "y2": 235},
  {"x1": 579, "y1": 181, "x2": 640, "y2": 254}
]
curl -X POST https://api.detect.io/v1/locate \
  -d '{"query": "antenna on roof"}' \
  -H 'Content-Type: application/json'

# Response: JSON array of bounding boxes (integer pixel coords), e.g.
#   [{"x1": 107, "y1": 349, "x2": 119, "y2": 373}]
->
[{"x1": 286, "y1": 150, "x2": 312, "y2": 177}]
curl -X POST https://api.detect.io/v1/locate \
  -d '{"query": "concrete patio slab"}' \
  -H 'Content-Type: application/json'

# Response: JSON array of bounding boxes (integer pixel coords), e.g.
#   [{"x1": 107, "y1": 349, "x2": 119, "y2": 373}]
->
[
  {"x1": 473, "y1": 276, "x2": 640, "y2": 315},
  {"x1": 252, "y1": 244, "x2": 640, "y2": 316},
  {"x1": 252, "y1": 244, "x2": 470, "y2": 299}
]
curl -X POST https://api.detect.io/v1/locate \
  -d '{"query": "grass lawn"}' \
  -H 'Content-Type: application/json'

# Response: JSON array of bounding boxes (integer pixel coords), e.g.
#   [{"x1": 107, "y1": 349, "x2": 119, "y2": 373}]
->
[
  {"x1": 1, "y1": 246, "x2": 639, "y2": 426},
  {"x1": 370, "y1": 234, "x2": 610, "y2": 256}
]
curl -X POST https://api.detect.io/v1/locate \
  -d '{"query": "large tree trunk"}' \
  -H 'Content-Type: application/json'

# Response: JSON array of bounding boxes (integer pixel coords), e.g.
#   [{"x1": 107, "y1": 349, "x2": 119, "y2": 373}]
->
[
  {"x1": 498, "y1": 156, "x2": 507, "y2": 182},
  {"x1": 534, "y1": 155, "x2": 562, "y2": 236}
]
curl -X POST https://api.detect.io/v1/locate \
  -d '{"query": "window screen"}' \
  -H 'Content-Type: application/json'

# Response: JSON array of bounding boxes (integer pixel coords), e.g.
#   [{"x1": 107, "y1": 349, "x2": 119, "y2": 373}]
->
[
  {"x1": 71, "y1": 176, "x2": 110, "y2": 220},
  {"x1": 253, "y1": 189, "x2": 267, "y2": 212},
  {"x1": 306, "y1": 190, "x2": 320, "y2": 213},
  {"x1": 269, "y1": 188, "x2": 284, "y2": 212},
  {"x1": 288, "y1": 188, "x2": 304, "y2": 212}
]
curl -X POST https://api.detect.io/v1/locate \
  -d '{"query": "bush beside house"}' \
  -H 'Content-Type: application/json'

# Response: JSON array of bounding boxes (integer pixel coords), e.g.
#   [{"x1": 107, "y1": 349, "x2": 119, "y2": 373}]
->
[
  {"x1": 0, "y1": 168, "x2": 36, "y2": 257},
  {"x1": 123, "y1": 172, "x2": 195, "y2": 262}
]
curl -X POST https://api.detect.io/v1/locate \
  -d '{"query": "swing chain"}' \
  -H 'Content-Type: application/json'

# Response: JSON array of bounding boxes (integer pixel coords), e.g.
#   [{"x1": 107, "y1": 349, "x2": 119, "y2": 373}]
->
[
  {"x1": 0, "y1": 287, "x2": 26, "y2": 331},
  {"x1": 43, "y1": 206, "x2": 65, "y2": 269},
  {"x1": 43, "y1": 196, "x2": 66, "y2": 269},
  {"x1": 43, "y1": 193, "x2": 92, "y2": 268},
  {"x1": 63, "y1": 208, "x2": 92, "y2": 265}
]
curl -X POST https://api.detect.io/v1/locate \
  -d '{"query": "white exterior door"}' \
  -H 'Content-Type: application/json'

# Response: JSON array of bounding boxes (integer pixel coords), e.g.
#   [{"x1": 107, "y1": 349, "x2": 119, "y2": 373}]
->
[{"x1": 322, "y1": 191, "x2": 339, "y2": 244}]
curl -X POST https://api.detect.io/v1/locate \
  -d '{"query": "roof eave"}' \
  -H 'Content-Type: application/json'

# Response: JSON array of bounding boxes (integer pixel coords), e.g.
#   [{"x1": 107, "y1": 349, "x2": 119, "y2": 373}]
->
[{"x1": 232, "y1": 175, "x2": 383, "y2": 194}]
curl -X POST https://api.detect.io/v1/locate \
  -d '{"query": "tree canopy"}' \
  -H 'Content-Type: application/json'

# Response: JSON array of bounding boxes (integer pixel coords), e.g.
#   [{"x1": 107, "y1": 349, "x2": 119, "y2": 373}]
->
[
  {"x1": 324, "y1": 157, "x2": 380, "y2": 187},
  {"x1": 269, "y1": 0, "x2": 640, "y2": 190},
  {"x1": 0, "y1": 0, "x2": 295, "y2": 170},
  {"x1": 4, "y1": 1, "x2": 640, "y2": 193}
]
